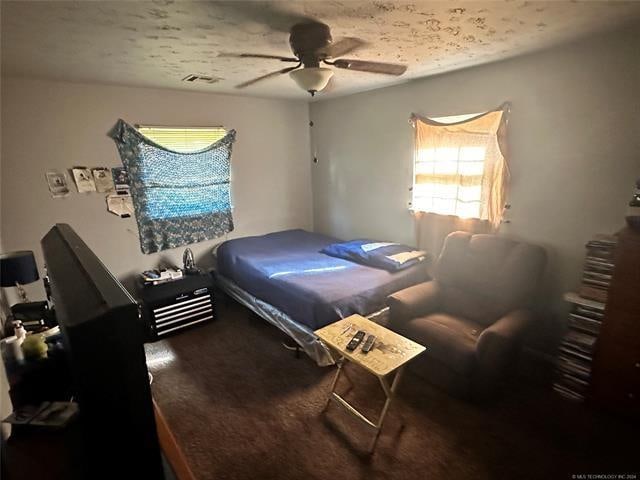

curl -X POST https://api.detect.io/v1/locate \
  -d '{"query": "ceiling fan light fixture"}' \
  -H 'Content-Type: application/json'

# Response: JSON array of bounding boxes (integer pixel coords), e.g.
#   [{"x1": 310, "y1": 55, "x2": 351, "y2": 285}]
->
[{"x1": 289, "y1": 67, "x2": 333, "y2": 96}]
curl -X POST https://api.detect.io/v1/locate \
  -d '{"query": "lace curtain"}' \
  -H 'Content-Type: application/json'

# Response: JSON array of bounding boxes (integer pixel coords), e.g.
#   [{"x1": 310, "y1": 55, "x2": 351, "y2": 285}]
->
[
  {"x1": 410, "y1": 105, "x2": 509, "y2": 256},
  {"x1": 108, "y1": 119, "x2": 236, "y2": 254}
]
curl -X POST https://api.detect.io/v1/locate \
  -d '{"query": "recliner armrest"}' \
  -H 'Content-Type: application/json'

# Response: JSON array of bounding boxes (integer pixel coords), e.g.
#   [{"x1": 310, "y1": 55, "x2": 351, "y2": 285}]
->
[
  {"x1": 387, "y1": 281, "x2": 441, "y2": 323},
  {"x1": 476, "y1": 309, "x2": 534, "y2": 372}
]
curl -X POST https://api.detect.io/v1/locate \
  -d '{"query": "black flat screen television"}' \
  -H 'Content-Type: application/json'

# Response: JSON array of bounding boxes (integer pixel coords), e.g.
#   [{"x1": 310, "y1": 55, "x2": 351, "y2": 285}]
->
[{"x1": 41, "y1": 224, "x2": 163, "y2": 479}]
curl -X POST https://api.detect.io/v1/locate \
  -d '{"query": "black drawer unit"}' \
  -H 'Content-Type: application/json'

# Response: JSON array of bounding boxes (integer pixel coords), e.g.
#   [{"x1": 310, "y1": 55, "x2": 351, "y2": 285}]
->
[{"x1": 138, "y1": 273, "x2": 215, "y2": 341}]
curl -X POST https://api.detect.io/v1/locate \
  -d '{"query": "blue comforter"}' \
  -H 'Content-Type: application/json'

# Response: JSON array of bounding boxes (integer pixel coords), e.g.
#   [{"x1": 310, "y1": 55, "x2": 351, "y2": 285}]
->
[{"x1": 216, "y1": 229, "x2": 430, "y2": 330}]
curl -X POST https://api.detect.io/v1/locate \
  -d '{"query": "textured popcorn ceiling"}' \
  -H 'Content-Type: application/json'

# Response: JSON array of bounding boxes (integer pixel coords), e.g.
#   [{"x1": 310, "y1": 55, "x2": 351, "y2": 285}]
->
[{"x1": 2, "y1": 1, "x2": 640, "y2": 101}]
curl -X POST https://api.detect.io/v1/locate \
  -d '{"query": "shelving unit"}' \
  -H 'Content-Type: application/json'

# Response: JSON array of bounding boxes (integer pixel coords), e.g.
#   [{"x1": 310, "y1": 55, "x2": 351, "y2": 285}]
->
[{"x1": 591, "y1": 228, "x2": 640, "y2": 418}]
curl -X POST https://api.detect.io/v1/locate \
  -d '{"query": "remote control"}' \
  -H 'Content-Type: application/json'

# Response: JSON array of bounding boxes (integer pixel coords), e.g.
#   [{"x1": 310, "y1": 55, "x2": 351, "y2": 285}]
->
[
  {"x1": 346, "y1": 331, "x2": 366, "y2": 351},
  {"x1": 362, "y1": 334, "x2": 376, "y2": 353}
]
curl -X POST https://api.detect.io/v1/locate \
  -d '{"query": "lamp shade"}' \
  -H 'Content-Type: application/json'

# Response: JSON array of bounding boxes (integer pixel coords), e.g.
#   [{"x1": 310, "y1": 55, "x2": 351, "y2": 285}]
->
[
  {"x1": 0, "y1": 250, "x2": 39, "y2": 286},
  {"x1": 289, "y1": 67, "x2": 333, "y2": 95}
]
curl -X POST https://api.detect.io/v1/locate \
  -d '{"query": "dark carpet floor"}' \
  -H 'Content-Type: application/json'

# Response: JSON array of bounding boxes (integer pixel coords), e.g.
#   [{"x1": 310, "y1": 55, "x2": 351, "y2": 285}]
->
[{"x1": 146, "y1": 300, "x2": 639, "y2": 480}]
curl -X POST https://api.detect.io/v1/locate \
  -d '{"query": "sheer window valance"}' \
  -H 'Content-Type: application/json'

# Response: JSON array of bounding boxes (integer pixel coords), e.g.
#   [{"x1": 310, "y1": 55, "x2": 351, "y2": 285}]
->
[{"x1": 410, "y1": 104, "x2": 510, "y2": 228}]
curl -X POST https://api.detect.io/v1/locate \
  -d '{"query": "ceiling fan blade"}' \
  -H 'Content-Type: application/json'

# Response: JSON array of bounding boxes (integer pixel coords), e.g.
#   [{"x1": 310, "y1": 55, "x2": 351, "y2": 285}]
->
[
  {"x1": 333, "y1": 59, "x2": 407, "y2": 76},
  {"x1": 219, "y1": 53, "x2": 299, "y2": 62},
  {"x1": 235, "y1": 65, "x2": 301, "y2": 89},
  {"x1": 318, "y1": 37, "x2": 367, "y2": 59}
]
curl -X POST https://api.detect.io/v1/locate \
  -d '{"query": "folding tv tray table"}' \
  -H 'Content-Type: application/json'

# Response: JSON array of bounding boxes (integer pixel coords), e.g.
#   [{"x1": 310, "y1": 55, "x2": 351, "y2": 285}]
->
[{"x1": 315, "y1": 314, "x2": 426, "y2": 451}]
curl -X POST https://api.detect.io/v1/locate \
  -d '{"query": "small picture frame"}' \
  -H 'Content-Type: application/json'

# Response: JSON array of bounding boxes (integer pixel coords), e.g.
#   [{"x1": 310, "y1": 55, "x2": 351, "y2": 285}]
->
[
  {"x1": 111, "y1": 167, "x2": 130, "y2": 194},
  {"x1": 72, "y1": 167, "x2": 97, "y2": 193},
  {"x1": 45, "y1": 170, "x2": 70, "y2": 198},
  {"x1": 92, "y1": 167, "x2": 115, "y2": 193}
]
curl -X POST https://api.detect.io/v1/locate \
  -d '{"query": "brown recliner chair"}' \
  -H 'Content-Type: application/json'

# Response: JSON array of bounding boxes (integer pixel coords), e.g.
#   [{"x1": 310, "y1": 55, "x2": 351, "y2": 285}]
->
[{"x1": 387, "y1": 231, "x2": 546, "y2": 399}]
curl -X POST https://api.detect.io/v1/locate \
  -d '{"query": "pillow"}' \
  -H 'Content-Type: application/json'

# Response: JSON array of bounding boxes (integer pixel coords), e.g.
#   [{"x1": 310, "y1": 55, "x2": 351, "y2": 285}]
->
[{"x1": 321, "y1": 239, "x2": 429, "y2": 272}]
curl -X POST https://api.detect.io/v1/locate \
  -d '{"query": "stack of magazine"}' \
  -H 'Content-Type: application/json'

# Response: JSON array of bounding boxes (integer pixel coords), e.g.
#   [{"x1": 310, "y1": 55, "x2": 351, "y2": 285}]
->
[
  {"x1": 554, "y1": 233, "x2": 616, "y2": 402},
  {"x1": 579, "y1": 235, "x2": 617, "y2": 303},
  {"x1": 554, "y1": 292, "x2": 605, "y2": 401},
  {"x1": 2, "y1": 401, "x2": 78, "y2": 428}
]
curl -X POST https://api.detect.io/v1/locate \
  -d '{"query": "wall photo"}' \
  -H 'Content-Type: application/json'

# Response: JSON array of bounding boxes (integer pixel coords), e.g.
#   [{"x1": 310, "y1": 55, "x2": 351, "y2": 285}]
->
[{"x1": 71, "y1": 167, "x2": 96, "y2": 193}]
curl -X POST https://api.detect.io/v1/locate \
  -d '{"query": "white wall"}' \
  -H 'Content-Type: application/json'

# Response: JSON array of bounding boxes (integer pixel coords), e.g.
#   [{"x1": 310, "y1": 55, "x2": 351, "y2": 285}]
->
[
  {"x1": 1, "y1": 78, "x2": 312, "y2": 295},
  {"x1": 309, "y1": 25, "x2": 640, "y2": 348}
]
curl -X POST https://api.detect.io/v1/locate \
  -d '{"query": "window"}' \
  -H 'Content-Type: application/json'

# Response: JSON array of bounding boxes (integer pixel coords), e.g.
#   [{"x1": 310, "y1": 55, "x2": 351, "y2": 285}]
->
[
  {"x1": 108, "y1": 119, "x2": 236, "y2": 254},
  {"x1": 414, "y1": 143, "x2": 486, "y2": 219},
  {"x1": 137, "y1": 125, "x2": 227, "y2": 153},
  {"x1": 136, "y1": 125, "x2": 231, "y2": 220},
  {"x1": 411, "y1": 108, "x2": 508, "y2": 227}
]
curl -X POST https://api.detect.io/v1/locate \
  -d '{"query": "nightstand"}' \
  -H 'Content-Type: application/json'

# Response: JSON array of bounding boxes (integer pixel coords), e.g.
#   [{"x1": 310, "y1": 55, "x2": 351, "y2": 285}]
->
[{"x1": 137, "y1": 273, "x2": 216, "y2": 341}]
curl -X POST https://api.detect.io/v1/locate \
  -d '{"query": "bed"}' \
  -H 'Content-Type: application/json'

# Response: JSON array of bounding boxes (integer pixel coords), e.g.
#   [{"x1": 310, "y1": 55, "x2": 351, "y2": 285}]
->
[{"x1": 214, "y1": 229, "x2": 430, "y2": 365}]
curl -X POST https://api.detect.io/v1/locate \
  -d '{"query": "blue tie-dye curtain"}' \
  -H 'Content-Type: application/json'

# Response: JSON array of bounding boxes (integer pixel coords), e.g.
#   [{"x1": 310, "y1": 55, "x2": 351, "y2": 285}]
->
[{"x1": 108, "y1": 119, "x2": 236, "y2": 254}]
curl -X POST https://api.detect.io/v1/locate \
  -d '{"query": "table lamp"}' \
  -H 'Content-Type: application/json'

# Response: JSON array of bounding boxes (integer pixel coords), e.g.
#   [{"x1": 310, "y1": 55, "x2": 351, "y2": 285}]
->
[{"x1": 0, "y1": 250, "x2": 40, "y2": 303}]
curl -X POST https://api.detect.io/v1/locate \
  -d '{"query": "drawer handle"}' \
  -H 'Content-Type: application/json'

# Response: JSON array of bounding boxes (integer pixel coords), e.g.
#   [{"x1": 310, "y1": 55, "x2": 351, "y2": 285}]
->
[{"x1": 635, "y1": 362, "x2": 640, "y2": 369}]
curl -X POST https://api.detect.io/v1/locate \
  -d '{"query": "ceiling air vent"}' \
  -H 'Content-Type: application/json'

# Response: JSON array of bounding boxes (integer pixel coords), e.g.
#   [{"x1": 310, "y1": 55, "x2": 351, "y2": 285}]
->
[{"x1": 182, "y1": 74, "x2": 221, "y2": 84}]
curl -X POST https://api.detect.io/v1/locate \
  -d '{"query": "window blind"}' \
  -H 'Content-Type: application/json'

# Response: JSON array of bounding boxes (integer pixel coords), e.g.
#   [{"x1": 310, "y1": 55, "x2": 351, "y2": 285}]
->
[{"x1": 137, "y1": 126, "x2": 227, "y2": 153}]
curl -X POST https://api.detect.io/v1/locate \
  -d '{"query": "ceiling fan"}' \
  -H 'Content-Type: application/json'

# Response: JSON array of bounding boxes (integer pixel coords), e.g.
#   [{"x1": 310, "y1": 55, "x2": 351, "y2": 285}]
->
[{"x1": 222, "y1": 21, "x2": 408, "y2": 96}]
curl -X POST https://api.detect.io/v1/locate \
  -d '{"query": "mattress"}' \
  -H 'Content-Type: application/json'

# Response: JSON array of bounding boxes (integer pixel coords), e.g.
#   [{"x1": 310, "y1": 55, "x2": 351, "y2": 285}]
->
[{"x1": 216, "y1": 229, "x2": 430, "y2": 330}]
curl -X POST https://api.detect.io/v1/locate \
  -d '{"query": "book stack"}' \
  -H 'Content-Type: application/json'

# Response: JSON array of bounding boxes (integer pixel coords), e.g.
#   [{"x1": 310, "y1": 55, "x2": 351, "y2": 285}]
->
[
  {"x1": 554, "y1": 234, "x2": 616, "y2": 402},
  {"x1": 579, "y1": 235, "x2": 617, "y2": 303},
  {"x1": 554, "y1": 293, "x2": 606, "y2": 401},
  {"x1": 554, "y1": 235, "x2": 616, "y2": 401}
]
